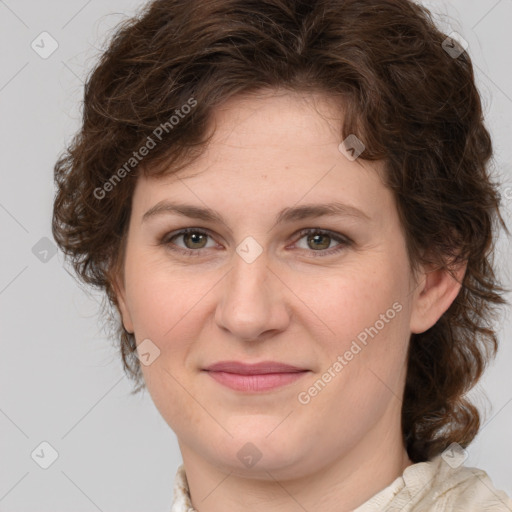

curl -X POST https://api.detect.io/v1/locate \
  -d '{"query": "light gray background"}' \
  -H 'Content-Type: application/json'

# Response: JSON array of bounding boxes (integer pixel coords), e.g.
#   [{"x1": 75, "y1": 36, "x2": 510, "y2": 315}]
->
[{"x1": 1, "y1": 1, "x2": 511, "y2": 511}]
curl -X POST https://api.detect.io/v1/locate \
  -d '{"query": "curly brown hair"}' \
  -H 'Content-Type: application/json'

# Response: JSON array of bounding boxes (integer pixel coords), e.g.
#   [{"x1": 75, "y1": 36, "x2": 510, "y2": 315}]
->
[{"x1": 52, "y1": 0, "x2": 509, "y2": 463}]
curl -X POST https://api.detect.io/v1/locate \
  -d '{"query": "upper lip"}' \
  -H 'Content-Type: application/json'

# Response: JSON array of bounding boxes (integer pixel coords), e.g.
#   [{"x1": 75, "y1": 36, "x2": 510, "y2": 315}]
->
[{"x1": 203, "y1": 361, "x2": 308, "y2": 375}]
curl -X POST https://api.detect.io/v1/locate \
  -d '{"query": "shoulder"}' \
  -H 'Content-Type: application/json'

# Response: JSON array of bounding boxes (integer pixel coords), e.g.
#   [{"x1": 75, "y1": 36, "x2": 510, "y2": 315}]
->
[
  {"x1": 355, "y1": 453, "x2": 512, "y2": 511},
  {"x1": 413, "y1": 454, "x2": 512, "y2": 511}
]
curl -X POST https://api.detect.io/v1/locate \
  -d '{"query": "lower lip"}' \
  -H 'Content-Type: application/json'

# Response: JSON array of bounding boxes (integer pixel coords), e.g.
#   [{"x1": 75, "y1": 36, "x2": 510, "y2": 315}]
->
[{"x1": 204, "y1": 370, "x2": 308, "y2": 392}]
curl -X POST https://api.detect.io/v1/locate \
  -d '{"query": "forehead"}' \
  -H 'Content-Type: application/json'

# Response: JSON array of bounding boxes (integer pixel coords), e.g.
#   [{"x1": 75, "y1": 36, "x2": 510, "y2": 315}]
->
[
  {"x1": 133, "y1": 90, "x2": 391, "y2": 220},
  {"x1": 194, "y1": 89, "x2": 372, "y2": 165}
]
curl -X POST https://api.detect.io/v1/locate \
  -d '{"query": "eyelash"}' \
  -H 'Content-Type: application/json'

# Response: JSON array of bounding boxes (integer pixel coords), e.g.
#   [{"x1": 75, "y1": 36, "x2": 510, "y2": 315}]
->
[{"x1": 160, "y1": 227, "x2": 352, "y2": 258}]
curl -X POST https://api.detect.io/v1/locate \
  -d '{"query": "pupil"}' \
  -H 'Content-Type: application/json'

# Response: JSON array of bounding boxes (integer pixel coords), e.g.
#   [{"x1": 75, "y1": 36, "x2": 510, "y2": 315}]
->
[
  {"x1": 310, "y1": 234, "x2": 329, "y2": 250},
  {"x1": 187, "y1": 232, "x2": 205, "y2": 248}
]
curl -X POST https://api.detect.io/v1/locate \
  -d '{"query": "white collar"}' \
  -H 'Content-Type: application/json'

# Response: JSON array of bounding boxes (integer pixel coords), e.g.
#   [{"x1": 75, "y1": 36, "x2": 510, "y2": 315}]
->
[{"x1": 170, "y1": 454, "x2": 512, "y2": 511}]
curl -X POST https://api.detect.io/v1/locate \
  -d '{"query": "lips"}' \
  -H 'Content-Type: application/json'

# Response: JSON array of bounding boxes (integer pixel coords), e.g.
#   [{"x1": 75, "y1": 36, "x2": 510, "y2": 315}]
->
[
  {"x1": 203, "y1": 360, "x2": 307, "y2": 375},
  {"x1": 203, "y1": 361, "x2": 309, "y2": 392}
]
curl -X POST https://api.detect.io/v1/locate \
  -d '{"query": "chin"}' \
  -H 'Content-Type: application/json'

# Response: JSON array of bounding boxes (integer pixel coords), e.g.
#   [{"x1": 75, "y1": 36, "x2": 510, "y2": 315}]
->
[{"x1": 204, "y1": 429, "x2": 309, "y2": 476}]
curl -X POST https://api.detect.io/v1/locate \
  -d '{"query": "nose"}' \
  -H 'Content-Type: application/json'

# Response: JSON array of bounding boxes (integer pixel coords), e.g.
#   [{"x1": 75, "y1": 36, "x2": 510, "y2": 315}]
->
[{"x1": 214, "y1": 246, "x2": 291, "y2": 342}]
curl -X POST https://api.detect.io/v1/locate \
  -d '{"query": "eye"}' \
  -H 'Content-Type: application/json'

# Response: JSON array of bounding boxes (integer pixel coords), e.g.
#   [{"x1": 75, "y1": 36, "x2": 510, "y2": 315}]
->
[
  {"x1": 161, "y1": 227, "x2": 351, "y2": 257},
  {"x1": 292, "y1": 228, "x2": 351, "y2": 256},
  {"x1": 162, "y1": 228, "x2": 216, "y2": 255}
]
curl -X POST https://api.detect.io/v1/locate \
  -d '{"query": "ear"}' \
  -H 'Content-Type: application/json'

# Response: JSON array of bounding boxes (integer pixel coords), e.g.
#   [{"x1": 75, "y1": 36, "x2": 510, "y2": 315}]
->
[
  {"x1": 111, "y1": 271, "x2": 134, "y2": 334},
  {"x1": 410, "y1": 259, "x2": 467, "y2": 334}
]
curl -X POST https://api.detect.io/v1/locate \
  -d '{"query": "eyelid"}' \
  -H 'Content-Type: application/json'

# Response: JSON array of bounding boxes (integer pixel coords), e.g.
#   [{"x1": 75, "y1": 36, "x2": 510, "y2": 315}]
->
[{"x1": 292, "y1": 228, "x2": 351, "y2": 245}]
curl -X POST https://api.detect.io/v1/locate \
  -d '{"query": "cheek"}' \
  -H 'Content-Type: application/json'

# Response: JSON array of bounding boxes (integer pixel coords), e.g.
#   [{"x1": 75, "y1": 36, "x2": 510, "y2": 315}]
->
[
  {"x1": 292, "y1": 262, "x2": 410, "y2": 428},
  {"x1": 294, "y1": 255, "x2": 412, "y2": 412},
  {"x1": 295, "y1": 257, "x2": 408, "y2": 349},
  {"x1": 123, "y1": 250, "x2": 212, "y2": 338},
  {"x1": 123, "y1": 256, "x2": 215, "y2": 432}
]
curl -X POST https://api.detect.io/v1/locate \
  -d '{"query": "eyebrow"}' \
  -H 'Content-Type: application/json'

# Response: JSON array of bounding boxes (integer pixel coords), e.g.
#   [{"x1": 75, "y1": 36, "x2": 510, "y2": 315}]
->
[{"x1": 142, "y1": 200, "x2": 371, "y2": 232}]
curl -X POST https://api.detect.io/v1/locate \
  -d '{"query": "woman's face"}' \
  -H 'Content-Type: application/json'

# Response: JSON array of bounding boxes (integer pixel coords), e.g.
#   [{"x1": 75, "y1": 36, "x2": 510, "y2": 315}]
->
[{"x1": 116, "y1": 90, "x2": 427, "y2": 479}]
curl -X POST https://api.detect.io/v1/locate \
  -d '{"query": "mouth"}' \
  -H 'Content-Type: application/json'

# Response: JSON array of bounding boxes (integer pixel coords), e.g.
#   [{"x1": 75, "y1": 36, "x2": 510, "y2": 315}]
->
[{"x1": 202, "y1": 360, "x2": 310, "y2": 392}]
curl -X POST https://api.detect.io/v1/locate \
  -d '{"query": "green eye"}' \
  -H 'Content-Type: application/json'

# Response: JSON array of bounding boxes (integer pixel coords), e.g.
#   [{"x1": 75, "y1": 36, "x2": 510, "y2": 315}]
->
[
  {"x1": 162, "y1": 227, "x2": 351, "y2": 257},
  {"x1": 293, "y1": 229, "x2": 351, "y2": 256}
]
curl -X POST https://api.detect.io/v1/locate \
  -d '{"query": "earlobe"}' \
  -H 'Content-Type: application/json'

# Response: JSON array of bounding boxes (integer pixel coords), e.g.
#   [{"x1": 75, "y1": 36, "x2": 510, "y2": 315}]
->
[
  {"x1": 409, "y1": 260, "x2": 467, "y2": 334},
  {"x1": 112, "y1": 273, "x2": 134, "y2": 334}
]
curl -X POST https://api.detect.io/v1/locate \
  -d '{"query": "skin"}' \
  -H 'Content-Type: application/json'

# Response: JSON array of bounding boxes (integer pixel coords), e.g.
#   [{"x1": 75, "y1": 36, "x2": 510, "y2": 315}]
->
[{"x1": 114, "y1": 89, "x2": 466, "y2": 512}]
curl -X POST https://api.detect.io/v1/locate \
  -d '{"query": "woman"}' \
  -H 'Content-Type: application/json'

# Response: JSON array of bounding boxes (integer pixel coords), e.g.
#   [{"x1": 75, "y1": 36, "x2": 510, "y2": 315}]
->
[{"x1": 52, "y1": 0, "x2": 512, "y2": 510}]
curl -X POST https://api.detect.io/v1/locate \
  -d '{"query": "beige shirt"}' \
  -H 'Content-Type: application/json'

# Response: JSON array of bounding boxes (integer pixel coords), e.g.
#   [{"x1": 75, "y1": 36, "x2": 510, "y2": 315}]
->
[{"x1": 170, "y1": 454, "x2": 512, "y2": 511}]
